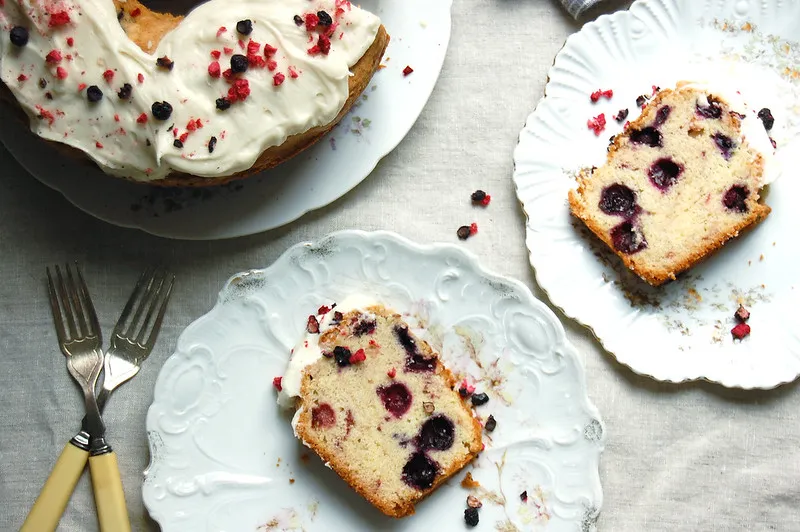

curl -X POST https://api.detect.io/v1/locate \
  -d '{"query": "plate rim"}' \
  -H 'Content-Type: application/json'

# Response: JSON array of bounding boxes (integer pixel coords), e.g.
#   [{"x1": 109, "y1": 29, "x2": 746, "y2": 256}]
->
[{"x1": 141, "y1": 229, "x2": 606, "y2": 529}]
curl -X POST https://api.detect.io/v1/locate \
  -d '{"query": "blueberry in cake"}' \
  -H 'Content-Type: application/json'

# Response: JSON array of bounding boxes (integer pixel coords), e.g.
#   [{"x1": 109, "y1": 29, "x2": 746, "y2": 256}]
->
[
  {"x1": 279, "y1": 301, "x2": 483, "y2": 518},
  {"x1": 569, "y1": 86, "x2": 771, "y2": 286}
]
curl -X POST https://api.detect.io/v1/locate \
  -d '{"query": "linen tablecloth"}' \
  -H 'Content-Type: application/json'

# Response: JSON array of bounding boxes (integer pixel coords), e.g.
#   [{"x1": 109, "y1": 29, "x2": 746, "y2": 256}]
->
[{"x1": 1, "y1": 0, "x2": 799, "y2": 530}]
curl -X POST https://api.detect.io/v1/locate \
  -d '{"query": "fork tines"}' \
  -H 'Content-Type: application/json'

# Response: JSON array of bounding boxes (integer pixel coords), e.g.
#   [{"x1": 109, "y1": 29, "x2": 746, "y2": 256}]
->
[
  {"x1": 113, "y1": 267, "x2": 174, "y2": 348},
  {"x1": 46, "y1": 263, "x2": 100, "y2": 344}
]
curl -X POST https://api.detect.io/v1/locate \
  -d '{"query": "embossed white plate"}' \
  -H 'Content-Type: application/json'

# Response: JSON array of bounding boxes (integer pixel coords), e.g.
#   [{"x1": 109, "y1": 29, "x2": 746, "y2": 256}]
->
[
  {"x1": 0, "y1": 1, "x2": 451, "y2": 240},
  {"x1": 513, "y1": 0, "x2": 800, "y2": 389},
  {"x1": 142, "y1": 231, "x2": 605, "y2": 531}
]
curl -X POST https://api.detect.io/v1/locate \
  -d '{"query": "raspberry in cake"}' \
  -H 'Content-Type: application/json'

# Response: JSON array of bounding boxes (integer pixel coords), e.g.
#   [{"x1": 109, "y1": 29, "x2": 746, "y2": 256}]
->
[
  {"x1": 280, "y1": 301, "x2": 483, "y2": 518},
  {"x1": 569, "y1": 86, "x2": 772, "y2": 286}
]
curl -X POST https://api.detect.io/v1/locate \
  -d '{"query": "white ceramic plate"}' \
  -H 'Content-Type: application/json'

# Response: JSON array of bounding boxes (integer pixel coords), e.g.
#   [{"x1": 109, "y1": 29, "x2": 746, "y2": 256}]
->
[
  {"x1": 0, "y1": 1, "x2": 451, "y2": 240},
  {"x1": 142, "y1": 231, "x2": 605, "y2": 532},
  {"x1": 513, "y1": 0, "x2": 800, "y2": 389}
]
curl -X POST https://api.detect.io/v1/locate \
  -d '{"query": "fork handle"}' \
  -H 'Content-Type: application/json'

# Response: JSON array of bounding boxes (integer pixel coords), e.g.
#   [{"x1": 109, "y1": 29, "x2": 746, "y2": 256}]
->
[
  {"x1": 20, "y1": 442, "x2": 88, "y2": 532},
  {"x1": 89, "y1": 451, "x2": 131, "y2": 532}
]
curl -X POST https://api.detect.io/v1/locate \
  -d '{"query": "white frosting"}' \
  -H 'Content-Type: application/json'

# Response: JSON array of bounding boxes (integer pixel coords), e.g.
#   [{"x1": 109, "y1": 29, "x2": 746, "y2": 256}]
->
[
  {"x1": 0, "y1": 0, "x2": 380, "y2": 181},
  {"x1": 277, "y1": 294, "x2": 378, "y2": 409},
  {"x1": 678, "y1": 79, "x2": 781, "y2": 186}
]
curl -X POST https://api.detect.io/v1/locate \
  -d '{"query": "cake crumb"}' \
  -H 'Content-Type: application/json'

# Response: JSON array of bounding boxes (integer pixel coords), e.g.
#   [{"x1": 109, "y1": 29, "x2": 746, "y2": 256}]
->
[
  {"x1": 759, "y1": 254, "x2": 764, "y2": 261},
  {"x1": 461, "y1": 472, "x2": 481, "y2": 489},
  {"x1": 289, "y1": 478, "x2": 295, "y2": 484}
]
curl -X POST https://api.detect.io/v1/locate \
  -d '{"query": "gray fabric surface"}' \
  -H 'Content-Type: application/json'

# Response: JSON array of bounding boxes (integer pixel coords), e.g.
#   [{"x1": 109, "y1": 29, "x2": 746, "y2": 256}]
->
[{"x1": 1, "y1": 0, "x2": 800, "y2": 530}]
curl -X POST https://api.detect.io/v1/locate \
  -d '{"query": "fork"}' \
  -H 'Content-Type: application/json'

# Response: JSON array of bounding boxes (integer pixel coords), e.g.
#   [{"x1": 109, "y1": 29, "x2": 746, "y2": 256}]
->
[{"x1": 20, "y1": 266, "x2": 174, "y2": 531}]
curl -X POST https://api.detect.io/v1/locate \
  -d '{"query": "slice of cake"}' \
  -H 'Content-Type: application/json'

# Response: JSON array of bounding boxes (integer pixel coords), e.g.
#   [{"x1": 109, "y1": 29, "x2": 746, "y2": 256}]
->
[
  {"x1": 277, "y1": 299, "x2": 483, "y2": 518},
  {"x1": 569, "y1": 85, "x2": 772, "y2": 286}
]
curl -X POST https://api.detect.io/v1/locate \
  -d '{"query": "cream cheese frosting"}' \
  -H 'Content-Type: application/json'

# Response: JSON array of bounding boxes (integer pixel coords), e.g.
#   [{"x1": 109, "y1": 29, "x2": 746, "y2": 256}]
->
[
  {"x1": 277, "y1": 294, "x2": 377, "y2": 411},
  {"x1": 0, "y1": 0, "x2": 380, "y2": 182}
]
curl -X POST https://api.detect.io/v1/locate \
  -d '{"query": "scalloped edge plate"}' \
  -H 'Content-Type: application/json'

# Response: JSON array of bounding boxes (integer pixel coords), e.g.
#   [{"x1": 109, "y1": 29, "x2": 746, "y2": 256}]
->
[
  {"x1": 513, "y1": 0, "x2": 800, "y2": 389},
  {"x1": 142, "y1": 230, "x2": 604, "y2": 531}
]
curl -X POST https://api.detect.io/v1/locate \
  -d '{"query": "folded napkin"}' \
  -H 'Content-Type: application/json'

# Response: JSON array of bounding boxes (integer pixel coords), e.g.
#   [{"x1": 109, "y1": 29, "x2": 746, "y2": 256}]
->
[{"x1": 561, "y1": 0, "x2": 605, "y2": 18}]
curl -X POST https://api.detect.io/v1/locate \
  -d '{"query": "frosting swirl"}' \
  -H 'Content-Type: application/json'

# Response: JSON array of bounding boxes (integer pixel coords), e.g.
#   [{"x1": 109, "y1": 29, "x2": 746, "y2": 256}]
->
[{"x1": 0, "y1": 0, "x2": 380, "y2": 182}]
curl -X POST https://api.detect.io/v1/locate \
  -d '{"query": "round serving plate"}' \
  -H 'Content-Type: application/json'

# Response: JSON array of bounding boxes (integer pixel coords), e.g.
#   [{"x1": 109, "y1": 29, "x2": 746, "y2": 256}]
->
[
  {"x1": 0, "y1": 0, "x2": 452, "y2": 240},
  {"x1": 513, "y1": 0, "x2": 800, "y2": 389},
  {"x1": 142, "y1": 230, "x2": 605, "y2": 531}
]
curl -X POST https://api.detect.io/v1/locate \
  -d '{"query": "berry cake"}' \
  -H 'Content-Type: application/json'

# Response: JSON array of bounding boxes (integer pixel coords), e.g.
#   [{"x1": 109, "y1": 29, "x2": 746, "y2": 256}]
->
[
  {"x1": 278, "y1": 300, "x2": 483, "y2": 518},
  {"x1": 569, "y1": 86, "x2": 771, "y2": 286}
]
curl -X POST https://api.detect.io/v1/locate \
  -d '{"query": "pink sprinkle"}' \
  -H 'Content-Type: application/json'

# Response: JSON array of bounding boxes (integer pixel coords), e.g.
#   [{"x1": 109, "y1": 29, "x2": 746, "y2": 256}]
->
[
  {"x1": 210, "y1": 50, "x2": 221, "y2": 59},
  {"x1": 264, "y1": 44, "x2": 278, "y2": 57},
  {"x1": 460, "y1": 378, "x2": 476, "y2": 395},
  {"x1": 136, "y1": 113, "x2": 147, "y2": 124},
  {"x1": 387, "y1": 367, "x2": 396, "y2": 378},
  {"x1": 56, "y1": 67, "x2": 68, "y2": 79},
  {"x1": 247, "y1": 39, "x2": 261, "y2": 56},
  {"x1": 403, "y1": 65, "x2": 413, "y2": 76},
  {"x1": 17, "y1": 74, "x2": 28, "y2": 82},
  {"x1": 349, "y1": 348, "x2": 366, "y2": 364},
  {"x1": 223, "y1": 47, "x2": 234, "y2": 55},
  {"x1": 187, "y1": 120, "x2": 197, "y2": 132},
  {"x1": 267, "y1": 60, "x2": 277, "y2": 71},
  {"x1": 102, "y1": 69, "x2": 114, "y2": 83},
  {"x1": 48, "y1": 11, "x2": 71, "y2": 27},
  {"x1": 137, "y1": 73, "x2": 144, "y2": 83},
  {"x1": 95, "y1": 141, "x2": 103, "y2": 149},
  {"x1": 46, "y1": 50, "x2": 63, "y2": 64},
  {"x1": 305, "y1": 13, "x2": 319, "y2": 31},
  {"x1": 469, "y1": 222, "x2": 478, "y2": 236},
  {"x1": 273, "y1": 376, "x2": 283, "y2": 391},
  {"x1": 273, "y1": 72, "x2": 285, "y2": 86},
  {"x1": 731, "y1": 323, "x2": 751, "y2": 340},
  {"x1": 216, "y1": 26, "x2": 227, "y2": 38},
  {"x1": 288, "y1": 66, "x2": 299, "y2": 78},
  {"x1": 114, "y1": 114, "x2": 120, "y2": 122},
  {"x1": 77, "y1": 83, "x2": 86, "y2": 91},
  {"x1": 179, "y1": 132, "x2": 189, "y2": 143},
  {"x1": 208, "y1": 61, "x2": 221, "y2": 78},
  {"x1": 590, "y1": 89, "x2": 613, "y2": 103},
  {"x1": 587, "y1": 113, "x2": 607, "y2": 136},
  {"x1": 66, "y1": 37, "x2": 74, "y2": 47}
]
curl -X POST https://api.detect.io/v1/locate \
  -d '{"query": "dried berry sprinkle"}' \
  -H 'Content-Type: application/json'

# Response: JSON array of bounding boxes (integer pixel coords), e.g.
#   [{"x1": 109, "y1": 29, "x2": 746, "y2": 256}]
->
[
  {"x1": 470, "y1": 223, "x2": 478, "y2": 235},
  {"x1": 735, "y1": 305, "x2": 750, "y2": 323},
  {"x1": 48, "y1": 11, "x2": 71, "y2": 27},
  {"x1": 307, "y1": 315, "x2": 320, "y2": 333},
  {"x1": 230, "y1": 54, "x2": 248, "y2": 73},
  {"x1": 471, "y1": 393, "x2": 489, "y2": 406},
  {"x1": 770, "y1": 137, "x2": 777, "y2": 149},
  {"x1": 636, "y1": 94, "x2": 649, "y2": 108},
  {"x1": 520, "y1": 491, "x2": 528, "y2": 502},
  {"x1": 316, "y1": 34, "x2": 331, "y2": 55},
  {"x1": 457, "y1": 225, "x2": 471, "y2": 240},
  {"x1": 614, "y1": 108, "x2": 629, "y2": 122},
  {"x1": 102, "y1": 69, "x2": 114, "y2": 83},
  {"x1": 173, "y1": 139, "x2": 183, "y2": 148},
  {"x1": 95, "y1": 141, "x2": 103, "y2": 149},
  {"x1": 151, "y1": 101, "x2": 173, "y2": 120},
  {"x1": 349, "y1": 348, "x2": 366, "y2": 364},
  {"x1": 587, "y1": 113, "x2": 607, "y2": 136},
  {"x1": 264, "y1": 43, "x2": 278, "y2": 57},
  {"x1": 56, "y1": 67, "x2": 68, "y2": 79},
  {"x1": 333, "y1": 346, "x2": 352, "y2": 367},
  {"x1": 17, "y1": 74, "x2": 28, "y2": 82},
  {"x1": 136, "y1": 113, "x2": 147, "y2": 124},
  {"x1": 464, "y1": 507, "x2": 480, "y2": 527},
  {"x1": 117, "y1": 83, "x2": 132, "y2": 100},
  {"x1": 236, "y1": 19, "x2": 253, "y2": 35},
  {"x1": 78, "y1": 83, "x2": 87, "y2": 91},
  {"x1": 86, "y1": 85, "x2": 103, "y2": 102},
  {"x1": 731, "y1": 322, "x2": 751, "y2": 340},
  {"x1": 208, "y1": 61, "x2": 221, "y2": 78},
  {"x1": 317, "y1": 10, "x2": 333, "y2": 26},
  {"x1": 471, "y1": 190, "x2": 491, "y2": 206},
  {"x1": 387, "y1": 367, "x2": 397, "y2": 378},
  {"x1": 288, "y1": 66, "x2": 299, "y2": 78},
  {"x1": 484, "y1": 415, "x2": 497, "y2": 432},
  {"x1": 46, "y1": 50, "x2": 63, "y2": 64},
  {"x1": 467, "y1": 495, "x2": 482, "y2": 509},
  {"x1": 273, "y1": 376, "x2": 282, "y2": 391},
  {"x1": 403, "y1": 65, "x2": 414, "y2": 76},
  {"x1": 216, "y1": 97, "x2": 231, "y2": 111},
  {"x1": 227, "y1": 78, "x2": 251, "y2": 101},
  {"x1": 10, "y1": 26, "x2": 29, "y2": 47},
  {"x1": 66, "y1": 37, "x2": 74, "y2": 47},
  {"x1": 305, "y1": 13, "x2": 320, "y2": 30},
  {"x1": 156, "y1": 56, "x2": 174, "y2": 71},
  {"x1": 38, "y1": 78, "x2": 47, "y2": 89},
  {"x1": 459, "y1": 379, "x2": 475, "y2": 397},
  {"x1": 216, "y1": 26, "x2": 227, "y2": 38},
  {"x1": 137, "y1": 73, "x2": 144, "y2": 83},
  {"x1": 590, "y1": 89, "x2": 613, "y2": 102},
  {"x1": 757, "y1": 108, "x2": 774, "y2": 131},
  {"x1": 267, "y1": 59, "x2": 278, "y2": 71}
]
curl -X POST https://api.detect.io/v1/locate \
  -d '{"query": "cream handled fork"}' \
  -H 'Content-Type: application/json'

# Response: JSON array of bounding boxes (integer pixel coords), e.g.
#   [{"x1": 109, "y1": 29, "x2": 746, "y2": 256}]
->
[{"x1": 21, "y1": 266, "x2": 173, "y2": 532}]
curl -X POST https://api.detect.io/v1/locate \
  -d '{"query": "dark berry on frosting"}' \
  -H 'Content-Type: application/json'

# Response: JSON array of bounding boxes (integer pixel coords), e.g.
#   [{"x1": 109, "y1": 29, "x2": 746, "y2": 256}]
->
[
  {"x1": 10, "y1": 26, "x2": 29, "y2": 47},
  {"x1": 333, "y1": 346, "x2": 352, "y2": 367},
  {"x1": 471, "y1": 190, "x2": 487, "y2": 203},
  {"x1": 38, "y1": 78, "x2": 47, "y2": 89},
  {"x1": 317, "y1": 10, "x2": 333, "y2": 26},
  {"x1": 173, "y1": 139, "x2": 183, "y2": 148},
  {"x1": 117, "y1": 83, "x2": 132, "y2": 100},
  {"x1": 629, "y1": 127, "x2": 663, "y2": 147},
  {"x1": 484, "y1": 415, "x2": 497, "y2": 432},
  {"x1": 648, "y1": 158, "x2": 683, "y2": 191},
  {"x1": 293, "y1": 14, "x2": 303, "y2": 26},
  {"x1": 216, "y1": 97, "x2": 231, "y2": 111},
  {"x1": 723, "y1": 185, "x2": 749, "y2": 213},
  {"x1": 636, "y1": 94, "x2": 649, "y2": 108},
  {"x1": 599, "y1": 184, "x2": 637, "y2": 217},
  {"x1": 712, "y1": 132, "x2": 736, "y2": 160},
  {"x1": 464, "y1": 507, "x2": 480, "y2": 527},
  {"x1": 230, "y1": 54, "x2": 248, "y2": 73},
  {"x1": 236, "y1": 19, "x2": 253, "y2": 35},
  {"x1": 401, "y1": 452, "x2": 438, "y2": 490},
  {"x1": 417, "y1": 415, "x2": 455, "y2": 451},
  {"x1": 611, "y1": 221, "x2": 647, "y2": 254},
  {"x1": 86, "y1": 86, "x2": 103, "y2": 103},
  {"x1": 208, "y1": 136, "x2": 217, "y2": 153},
  {"x1": 151, "y1": 101, "x2": 173, "y2": 120},
  {"x1": 156, "y1": 56, "x2": 174, "y2": 71},
  {"x1": 757, "y1": 108, "x2": 774, "y2": 131},
  {"x1": 471, "y1": 393, "x2": 489, "y2": 406},
  {"x1": 377, "y1": 383, "x2": 413, "y2": 418},
  {"x1": 457, "y1": 225, "x2": 471, "y2": 240},
  {"x1": 614, "y1": 108, "x2": 629, "y2": 122}
]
